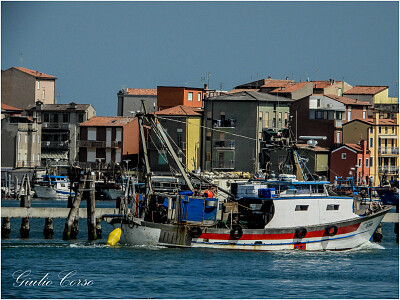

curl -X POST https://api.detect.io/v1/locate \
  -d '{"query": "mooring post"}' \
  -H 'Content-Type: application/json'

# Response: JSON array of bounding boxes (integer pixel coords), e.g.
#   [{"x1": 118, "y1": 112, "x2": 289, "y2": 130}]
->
[
  {"x1": 19, "y1": 175, "x2": 31, "y2": 238},
  {"x1": 20, "y1": 217, "x2": 30, "y2": 238},
  {"x1": 87, "y1": 171, "x2": 97, "y2": 240},
  {"x1": 96, "y1": 217, "x2": 102, "y2": 239},
  {"x1": 43, "y1": 218, "x2": 54, "y2": 239},
  {"x1": 1, "y1": 217, "x2": 11, "y2": 239},
  {"x1": 63, "y1": 172, "x2": 86, "y2": 240}
]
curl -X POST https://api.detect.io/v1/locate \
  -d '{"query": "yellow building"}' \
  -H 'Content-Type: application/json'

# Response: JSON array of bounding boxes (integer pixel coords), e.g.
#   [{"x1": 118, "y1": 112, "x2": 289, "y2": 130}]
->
[
  {"x1": 343, "y1": 86, "x2": 393, "y2": 105},
  {"x1": 153, "y1": 105, "x2": 202, "y2": 173},
  {"x1": 343, "y1": 112, "x2": 399, "y2": 185}
]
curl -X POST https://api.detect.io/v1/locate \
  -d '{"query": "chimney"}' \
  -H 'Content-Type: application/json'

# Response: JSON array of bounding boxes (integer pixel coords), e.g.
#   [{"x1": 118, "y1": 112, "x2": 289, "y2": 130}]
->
[
  {"x1": 204, "y1": 84, "x2": 208, "y2": 90},
  {"x1": 268, "y1": 76, "x2": 271, "y2": 79},
  {"x1": 330, "y1": 79, "x2": 333, "y2": 85},
  {"x1": 286, "y1": 77, "x2": 289, "y2": 80}
]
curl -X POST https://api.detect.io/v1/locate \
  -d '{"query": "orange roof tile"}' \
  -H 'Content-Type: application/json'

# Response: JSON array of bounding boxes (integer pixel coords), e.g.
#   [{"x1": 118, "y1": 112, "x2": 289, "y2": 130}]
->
[
  {"x1": 155, "y1": 105, "x2": 202, "y2": 116},
  {"x1": 126, "y1": 88, "x2": 157, "y2": 96},
  {"x1": 80, "y1": 116, "x2": 135, "y2": 127},
  {"x1": 312, "y1": 80, "x2": 343, "y2": 89},
  {"x1": 227, "y1": 89, "x2": 260, "y2": 94},
  {"x1": 1, "y1": 103, "x2": 23, "y2": 111},
  {"x1": 350, "y1": 117, "x2": 397, "y2": 126},
  {"x1": 344, "y1": 86, "x2": 388, "y2": 95},
  {"x1": 271, "y1": 82, "x2": 311, "y2": 94},
  {"x1": 13, "y1": 67, "x2": 56, "y2": 79},
  {"x1": 324, "y1": 94, "x2": 371, "y2": 106},
  {"x1": 261, "y1": 79, "x2": 293, "y2": 88}
]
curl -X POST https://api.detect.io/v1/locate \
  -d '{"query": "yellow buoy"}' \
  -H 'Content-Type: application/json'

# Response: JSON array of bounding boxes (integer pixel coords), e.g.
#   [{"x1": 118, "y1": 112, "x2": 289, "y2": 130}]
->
[{"x1": 107, "y1": 228, "x2": 121, "y2": 246}]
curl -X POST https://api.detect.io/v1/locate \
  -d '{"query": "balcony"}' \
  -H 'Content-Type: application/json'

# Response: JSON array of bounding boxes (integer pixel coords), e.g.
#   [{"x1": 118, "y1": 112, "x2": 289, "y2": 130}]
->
[
  {"x1": 78, "y1": 140, "x2": 122, "y2": 148},
  {"x1": 42, "y1": 123, "x2": 70, "y2": 130},
  {"x1": 212, "y1": 160, "x2": 235, "y2": 170},
  {"x1": 41, "y1": 141, "x2": 69, "y2": 149},
  {"x1": 213, "y1": 139, "x2": 235, "y2": 149},
  {"x1": 378, "y1": 147, "x2": 399, "y2": 155},
  {"x1": 214, "y1": 119, "x2": 236, "y2": 128},
  {"x1": 378, "y1": 166, "x2": 399, "y2": 174}
]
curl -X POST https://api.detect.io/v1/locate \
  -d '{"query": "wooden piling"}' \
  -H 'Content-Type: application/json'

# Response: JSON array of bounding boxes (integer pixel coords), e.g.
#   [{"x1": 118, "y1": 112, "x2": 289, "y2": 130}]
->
[
  {"x1": 63, "y1": 173, "x2": 87, "y2": 240},
  {"x1": 1, "y1": 217, "x2": 11, "y2": 239},
  {"x1": 20, "y1": 217, "x2": 30, "y2": 238},
  {"x1": 43, "y1": 218, "x2": 54, "y2": 239},
  {"x1": 87, "y1": 172, "x2": 97, "y2": 240}
]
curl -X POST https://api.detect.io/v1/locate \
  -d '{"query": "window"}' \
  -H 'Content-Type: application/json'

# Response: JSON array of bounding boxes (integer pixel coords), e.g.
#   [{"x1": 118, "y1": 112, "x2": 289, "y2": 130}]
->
[
  {"x1": 347, "y1": 110, "x2": 351, "y2": 121},
  {"x1": 341, "y1": 153, "x2": 347, "y2": 160},
  {"x1": 370, "y1": 157, "x2": 373, "y2": 167},
  {"x1": 392, "y1": 126, "x2": 395, "y2": 133},
  {"x1": 337, "y1": 131, "x2": 341, "y2": 143},
  {"x1": 358, "y1": 158, "x2": 362, "y2": 167},
  {"x1": 284, "y1": 112, "x2": 289, "y2": 127},
  {"x1": 337, "y1": 88, "x2": 341, "y2": 96},
  {"x1": 335, "y1": 111, "x2": 343, "y2": 120},
  {"x1": 206, "y1": 152, "x2": 211, "y2": 162},
  {"x1": 259, "y1": 111, "x2": 263, "y2": 120},
  {"x1": 53, "y1": 114, "x2": 58, "y2": 123},
  {"x1": 370, "y1": 127, "x2": 373, "y2": 134},
  {"x1": 385, "y1": 127, "x2": 388, "y2": 134},
  {"x1": 378, "y1": 127, "x2": 381, "y2": 134},
  {"x1": 278, "y1": 112, "x2": 282, "y2": 123},
  {"x1": 25, "y1": 135, "x2": 27, "y2": 143},
  {"x1": 177, "y1": 129, "x2": 183, "y2": 148},
  {"x1": 42, "y1": 89, "x2": 45, "y2": 100},
  {"x1": 327, "y1": 204, "x2": 339, "y2": 210},
  {"x1": 44, "y1": 113, "x2": 49, "y2": 122},
  {"x1": 33, "y1": 134, "x2": 35, "y2": 143},
  {"x1": 295, "y1": 205, "x2": 309, "y2": 211},
  {"x1": 63, "y1": 114, "x2": 69, "y2": 123},
  {"x1": 38, "y1": 154, "x2": 40, "y2": 161},
  {"x1": 38, "y1": 135, "x2": 40, "y2": 143},
  {"x1": 188, "y1": 92, "x2": 193, "y2": 101},
  {"x1": 317, "y1": 99, "x2": 321, "y2": 107},
  {"x1": 37, "y1": 81, "x2": 40, "y2": 90},
  {"x1": 32, "y1": 153, "x2": 35, "y2": 162},
  {"x1": 315, "y1": 111, "x2": 324, "y2": 119},
  {"x1": 18, "y1": 153, "x2": 21, "y2": 161},
  {"x1": 370, "y1": 137, "x2": 373, "y2": 148},
  {"x1": 264, "y1": 112, "x2": 269, "y2": 128},
  {"x1": 198, "y1": 93, "x2": 201, "y2": 102},
  {"x1": 18, "y1": 134, "x2": 21, "y2": 143},
  {"x1": 366, "y1": 158, "x2": 369, "y2": 168},
  {"x1": 363, "y1": 110, "x2": 366, "y2": 119}
]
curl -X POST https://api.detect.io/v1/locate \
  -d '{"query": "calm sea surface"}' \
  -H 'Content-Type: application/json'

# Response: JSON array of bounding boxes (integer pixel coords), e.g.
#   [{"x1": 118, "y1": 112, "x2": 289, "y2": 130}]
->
[{"x1": 1, "y1": 199, "x2": 399, "y2": 299}]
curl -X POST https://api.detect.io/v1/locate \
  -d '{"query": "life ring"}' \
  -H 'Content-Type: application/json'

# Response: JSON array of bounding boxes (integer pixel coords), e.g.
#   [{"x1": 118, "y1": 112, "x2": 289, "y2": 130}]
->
[
  {"x1": 230, "y1": 225, "x2": 243, "y2": 240},
  {"x1": 295, "y1": 227, "x2": 307, "y2": 239},
  {"x1": 203, "y1": 190, "x2": 213, "y2": 198},
  {"x1": 189, "y1": 226, "x2": 202, "y2": 238},
  {"x1": 325, "y1": 225, "x2": 338, "y2": 236}
]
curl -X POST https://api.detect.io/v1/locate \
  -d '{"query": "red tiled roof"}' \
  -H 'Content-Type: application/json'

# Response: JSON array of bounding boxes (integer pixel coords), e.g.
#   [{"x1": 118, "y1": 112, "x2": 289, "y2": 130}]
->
[
  {"x1": 13, "y1": 67, "x2": 56, "y2": 79},
  {"x1": 296, "y1": 143, "x2": 330, "y2": 152},
  {"x1": 126, "y1": 88, "x2": 157, "y2": 96},
  {"x1": 271, "y1": 82, "x2": 311, "y2": 94},
  {"x1": 350, "y1": 117, "x2": 397, "y2": 126},
  {"x1": 155, "y1": 105, "x2": 202, "y2": 116},
  {"x1": 1, "y1": 103, "x2": 23, "y2": 111},
  {"x1": 312, "y1": 80, "x2": 343, "y2": 89},
  {"x1": 344, "y1": 86, "x2": 388, "y2": 95},
  {"x1": 227, "y1": 89, "x2": 260, "y2": 94},
  {"x1": 80, "y1": 116, "x2": 135, "y2": 127},
  {"x1": 260, "y1": 79, "x2": 294, "y2": 88},
  {"x1": 344, "y1": 143, "x2": 363, "y2": 152},
  {"x1": 324, "y1": 94, "x2": 371, "y2": 106}
]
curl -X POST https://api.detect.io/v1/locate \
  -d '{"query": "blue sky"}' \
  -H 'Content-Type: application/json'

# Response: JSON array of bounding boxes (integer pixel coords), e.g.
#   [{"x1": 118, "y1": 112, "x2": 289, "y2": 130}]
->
[{"x1": 2, "y1": 1, "x2": 399, "y2": 116}]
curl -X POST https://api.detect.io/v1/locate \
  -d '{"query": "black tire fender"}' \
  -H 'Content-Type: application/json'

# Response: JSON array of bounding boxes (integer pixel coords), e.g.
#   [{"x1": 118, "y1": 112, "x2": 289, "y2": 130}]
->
[
  {"x1": 325, "y1": 225, "x2": 338, "y2": 236},
  {"x1": 189, "y1": 226, "x2": 202, "y2": 238},
  {"x1": 295, "y1": 227, "x2": 307, "y2": 239},
  {"x1": 230, "y1": 225, "x2": 243, "y2": 240}
]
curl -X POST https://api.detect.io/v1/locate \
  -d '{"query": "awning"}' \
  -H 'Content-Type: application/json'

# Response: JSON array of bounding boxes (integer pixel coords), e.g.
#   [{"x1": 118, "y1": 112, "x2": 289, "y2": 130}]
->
[{"x1": 41, "y1": 150, "x2": 69, "y2": 160}]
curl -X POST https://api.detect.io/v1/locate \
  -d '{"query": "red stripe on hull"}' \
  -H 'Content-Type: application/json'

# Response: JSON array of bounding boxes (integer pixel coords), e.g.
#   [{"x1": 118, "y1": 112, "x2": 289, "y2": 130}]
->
[{"x1": 199, "y1": 223, "x2": 361, "y2": 240}]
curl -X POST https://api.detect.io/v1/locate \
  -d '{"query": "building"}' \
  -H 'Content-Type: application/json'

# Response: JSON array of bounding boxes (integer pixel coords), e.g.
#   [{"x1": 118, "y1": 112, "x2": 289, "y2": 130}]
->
[
  {"x1": 290, "y1": 94, "x2": 371, "y2": 148},
  {"x1": 156, "y1": 86, "x2": 206, "y2": 110},
  {"x1": 78, "y1": 116, "x2": 139, "y2": 167},
  {"x1": 1, "y1": 103, "x2": 23, "y2": 119},
  {"x1": 330, "y1": 141, "x2": 370, "y2": 185},
  {"x1": 311, "y1": 79, "x2": 353, "y2": 96},
  {"x1": 234, "y1": 77, "x2": 293, "y2": 90},
  {"x1": 203, "y1": 91, "x2": 293, "y2": 172},
  {"x1": 269, "y1": 82, "x2": 313, "y2": 100},
  {"x1": 343, "y1": 86, "x2": 389, "y2": 105},
  {"x1": 1, "y1": 115, "x2": 41, "y2": 168},
  {"x1": 117, "y1": 88, "x2": 158, "y2": 117},
  {"x1": 148, "y1": 105, "x2": 203, "y2": 173},
  {"x1": 343, "y1": 113, "x2": 399, "y2": 184},
  {"x1": 1, "y1": 67, "x2": 57, "y2": 109},
  {"x1": 26, "y1": 101, "x2": 96, "y2": 165}
]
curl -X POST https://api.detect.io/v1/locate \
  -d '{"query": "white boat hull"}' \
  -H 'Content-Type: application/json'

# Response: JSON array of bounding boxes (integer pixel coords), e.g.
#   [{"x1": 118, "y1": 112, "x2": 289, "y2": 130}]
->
[{"x1": 116, "y1": 207, "x2": 390, "y2": 251}]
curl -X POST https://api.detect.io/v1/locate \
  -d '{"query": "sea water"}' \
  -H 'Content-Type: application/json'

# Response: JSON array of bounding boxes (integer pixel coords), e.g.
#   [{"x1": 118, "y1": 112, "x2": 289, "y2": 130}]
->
[{"x1": 1, "y1": 199, "x2": 399, "y2": 299}]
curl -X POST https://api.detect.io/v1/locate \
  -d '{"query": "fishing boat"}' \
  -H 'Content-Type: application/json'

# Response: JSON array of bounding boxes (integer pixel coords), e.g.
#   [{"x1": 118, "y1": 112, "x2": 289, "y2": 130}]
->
[
  {"x1": 33, "y1": 175, "x2": 74, "y2": 199},
  {"x1": 106, "y1": 111, "x2": 391, "y2": 251}
]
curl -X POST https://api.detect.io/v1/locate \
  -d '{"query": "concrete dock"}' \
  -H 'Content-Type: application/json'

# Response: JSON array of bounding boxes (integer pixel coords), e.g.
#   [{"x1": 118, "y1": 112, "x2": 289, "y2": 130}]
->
[{"x1": 1, "y1": 207, "x2": 119, "y2": 219}]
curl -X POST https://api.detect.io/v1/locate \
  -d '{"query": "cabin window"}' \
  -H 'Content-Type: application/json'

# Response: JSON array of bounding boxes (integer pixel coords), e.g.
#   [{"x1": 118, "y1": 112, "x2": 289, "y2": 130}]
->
[
  {"x1": 327, "y1": 204, "x2": 339, "y2": 211},
  {"x1": 293, "y1": 185, "x2": 310, "y2": 194},
  {"x1": 311, "y1": 185, "x2": 325, "y2": 193},
  {"x1": 295, "y1": 205, "x2": 309, "y2": 211}
]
